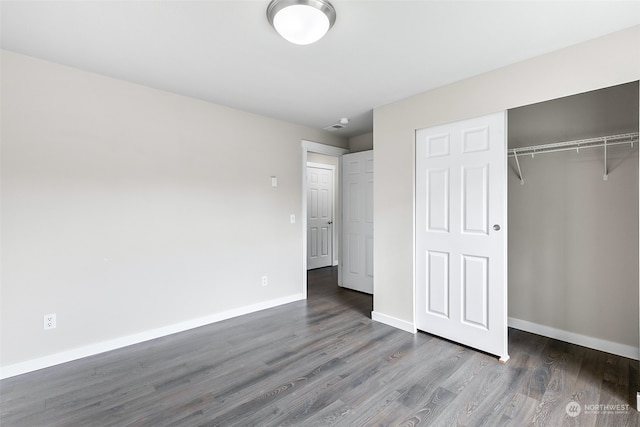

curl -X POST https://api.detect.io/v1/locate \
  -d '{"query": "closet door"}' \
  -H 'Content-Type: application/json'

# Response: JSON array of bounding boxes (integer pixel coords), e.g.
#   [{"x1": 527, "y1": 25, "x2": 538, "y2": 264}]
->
[{"x1": 416, "y1": 112, "x2": 508, "y2": 361}]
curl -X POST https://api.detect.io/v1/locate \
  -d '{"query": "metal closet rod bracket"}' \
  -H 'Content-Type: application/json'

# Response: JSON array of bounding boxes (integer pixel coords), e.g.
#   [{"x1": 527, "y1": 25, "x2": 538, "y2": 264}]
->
[
  {"x1": 603, "y1": 137, "x2": 608, "y2": 181},
  {"x1": 513, "y1": 153, "x2": 524, "y2": 185}
]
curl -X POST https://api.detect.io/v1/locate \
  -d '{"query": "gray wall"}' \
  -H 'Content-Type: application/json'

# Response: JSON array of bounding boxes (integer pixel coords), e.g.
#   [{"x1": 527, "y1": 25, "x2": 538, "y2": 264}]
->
[
  {"x1": 373, "y1": 26, "x2": 640, "y2": 351},
  {"x1": 508, "y1": 83, "x2": 639, "y2": 347},
  {"x1": 1, "y1": 50, "x2": 347, "y2": 369},
  {"x1": 508, "y1": 82, "x2": 639, "y2": 147},
  {"x1": 348, "y1": 132, "x2": 373, "y2": 153}
]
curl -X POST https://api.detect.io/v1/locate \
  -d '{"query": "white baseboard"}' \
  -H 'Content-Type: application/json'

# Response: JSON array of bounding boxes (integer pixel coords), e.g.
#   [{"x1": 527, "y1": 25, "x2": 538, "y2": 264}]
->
[
  {"x1": 508, "y1": 317, "x2": 639, "y2": 360},
  {"x1": 0, "y1": 293, "x2": 305, "y2": 380},
  {"x1": 372, "y1": 311, "x2": 417, "y2": 334}
]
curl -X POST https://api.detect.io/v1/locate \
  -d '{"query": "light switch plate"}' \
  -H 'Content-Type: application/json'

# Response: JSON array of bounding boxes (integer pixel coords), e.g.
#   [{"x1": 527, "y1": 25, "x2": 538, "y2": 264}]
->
[
  {"x1": 290, "y1": 214, "x2": 295, "y2": 224},
  {"x1": 271, "y1": 176, "x2": 278, "y2": 187}
]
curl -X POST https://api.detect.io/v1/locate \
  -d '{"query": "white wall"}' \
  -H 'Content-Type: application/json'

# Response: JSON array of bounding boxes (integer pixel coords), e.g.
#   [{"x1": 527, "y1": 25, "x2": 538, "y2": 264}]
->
[
  {"x1": 373, "y1": 26, "x2": 640, "y2": 350},
  {"x1": 0, "y1": 50, "x2": 347, "y2": 373}
]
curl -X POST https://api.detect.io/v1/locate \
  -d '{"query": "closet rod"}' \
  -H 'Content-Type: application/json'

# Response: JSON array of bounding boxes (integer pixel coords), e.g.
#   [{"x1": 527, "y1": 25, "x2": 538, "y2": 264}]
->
[{"x1": 507, "y1": 132, "x2": 638, "y2": 158}]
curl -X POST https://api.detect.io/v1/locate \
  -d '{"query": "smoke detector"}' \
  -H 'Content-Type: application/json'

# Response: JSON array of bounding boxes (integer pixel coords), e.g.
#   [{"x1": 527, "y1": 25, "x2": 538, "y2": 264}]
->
[{"x1": 323, "y1": 117, "x2": 349, "y2": 132}]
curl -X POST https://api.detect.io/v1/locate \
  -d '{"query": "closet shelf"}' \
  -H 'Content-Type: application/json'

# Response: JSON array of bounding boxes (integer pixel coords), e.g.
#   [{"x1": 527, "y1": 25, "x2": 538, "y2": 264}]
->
[
  {"x1": 508, "y1": 132, "x2": 638, "y2": 158},
  {"x1": 508, "y1": 132, "x2": 639, "y2": 185}
]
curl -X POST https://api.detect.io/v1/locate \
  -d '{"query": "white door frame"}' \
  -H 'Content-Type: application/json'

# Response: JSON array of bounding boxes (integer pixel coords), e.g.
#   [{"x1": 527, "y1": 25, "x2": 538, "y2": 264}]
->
[
  {"x1": 301, "y1": 140, "x2": 349, "y2": 299},
  {"x1": 306, "y1": 162, "x2": 337, "y2": 269}
]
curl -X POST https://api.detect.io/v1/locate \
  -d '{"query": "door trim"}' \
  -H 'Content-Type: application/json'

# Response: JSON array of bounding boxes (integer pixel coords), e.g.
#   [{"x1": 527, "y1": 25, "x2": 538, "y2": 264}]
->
[{"x1": 301, "y1": 140, "x2": 349, "y2": 299}]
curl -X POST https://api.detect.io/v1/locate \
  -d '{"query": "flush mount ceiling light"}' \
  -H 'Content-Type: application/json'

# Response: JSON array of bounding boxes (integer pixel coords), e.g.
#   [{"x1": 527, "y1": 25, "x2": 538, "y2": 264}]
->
[{"x1": 267, "y1": 0, "x2": 336, "y2": 45}]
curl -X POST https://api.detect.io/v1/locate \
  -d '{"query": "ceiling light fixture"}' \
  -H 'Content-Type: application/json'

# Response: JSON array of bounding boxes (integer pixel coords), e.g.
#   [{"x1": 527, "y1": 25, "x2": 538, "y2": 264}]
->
[{"x1": 267, "y1": 0, "x2": 336, "y2": 45}]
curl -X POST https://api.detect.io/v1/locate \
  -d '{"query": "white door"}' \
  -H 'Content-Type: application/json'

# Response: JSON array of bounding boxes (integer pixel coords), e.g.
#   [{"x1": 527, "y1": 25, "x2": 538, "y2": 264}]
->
[
  {"x1": 307, "y1": 166, "x2": 334, "y2": 270},
  {"x1": 416, "y1": 112, "x2": 508, "y2": 361},
  {"x1": 342, "y1": 150, "x2": 373, "y2": 294}
]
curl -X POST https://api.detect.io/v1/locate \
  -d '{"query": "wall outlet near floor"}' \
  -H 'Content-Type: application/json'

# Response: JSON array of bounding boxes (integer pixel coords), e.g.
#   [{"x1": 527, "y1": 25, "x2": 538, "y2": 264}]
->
[
  {"x1": 261, "y1": 276, "x2": 268, "y2": 287},
  {"x1": 44, "y1": 313, "x2": 56, "y2": 330}
]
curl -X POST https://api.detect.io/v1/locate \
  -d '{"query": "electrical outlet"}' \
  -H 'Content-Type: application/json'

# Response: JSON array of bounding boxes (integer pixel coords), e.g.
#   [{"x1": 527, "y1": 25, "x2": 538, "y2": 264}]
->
[
  {"x1": 44, "y1": 313, "x2": 56, "y2": 330},
  {"x1": 261, "y1": 275, "x2": 268, "y2": 287}
]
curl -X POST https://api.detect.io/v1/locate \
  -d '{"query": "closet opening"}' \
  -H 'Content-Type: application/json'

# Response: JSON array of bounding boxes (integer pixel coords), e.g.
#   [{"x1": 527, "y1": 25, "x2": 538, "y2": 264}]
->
[{"x1": 506, "y1": 81, "x2": 639, "y2": 360}]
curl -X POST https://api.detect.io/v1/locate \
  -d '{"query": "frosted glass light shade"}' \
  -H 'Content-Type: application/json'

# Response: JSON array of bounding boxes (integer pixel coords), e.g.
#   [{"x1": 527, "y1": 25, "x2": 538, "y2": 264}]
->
[{"x1": 267, "y1": 0, "x2": 336, "y2": 46}]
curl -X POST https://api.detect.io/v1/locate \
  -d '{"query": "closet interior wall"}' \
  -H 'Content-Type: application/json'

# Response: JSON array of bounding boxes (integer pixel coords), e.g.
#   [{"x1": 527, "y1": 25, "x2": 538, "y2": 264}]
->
[{"x1": 507, "y1": 81, "x2": 640, "y2": 354}]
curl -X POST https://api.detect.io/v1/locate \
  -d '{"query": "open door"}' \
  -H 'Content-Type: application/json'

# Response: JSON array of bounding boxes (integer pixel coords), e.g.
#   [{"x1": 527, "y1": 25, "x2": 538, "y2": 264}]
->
[
  {"x1": 341, "y1": 150, "x2": 374, "y2": 294},
  {"x1": 415, "y1": 112, "x2": 508, "y2": 361}
]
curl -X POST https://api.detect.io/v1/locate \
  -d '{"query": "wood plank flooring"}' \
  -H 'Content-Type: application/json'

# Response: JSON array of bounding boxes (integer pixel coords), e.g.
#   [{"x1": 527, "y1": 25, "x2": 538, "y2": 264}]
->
[{"x1": 1, "y1": 266, "x2": 638, "y2": 426}]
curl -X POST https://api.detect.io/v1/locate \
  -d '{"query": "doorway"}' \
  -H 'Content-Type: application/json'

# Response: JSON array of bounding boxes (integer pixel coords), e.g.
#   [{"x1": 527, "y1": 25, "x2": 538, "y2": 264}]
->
[
  {"x1": 507, "y1": 81, "x2": 639, "y2": 359},
  {"x1": 301, "y1": 140, "x2": 349, "y2": 299},
  {"x1": 306, "y1": 162, "x2": 336, "y2": 270}
]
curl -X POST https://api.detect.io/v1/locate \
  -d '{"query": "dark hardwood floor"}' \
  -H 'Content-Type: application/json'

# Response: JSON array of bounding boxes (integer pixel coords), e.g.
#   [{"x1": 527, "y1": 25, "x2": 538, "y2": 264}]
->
[{"x1": 1, "y1": 266, "x2": 638, "y2": 426}]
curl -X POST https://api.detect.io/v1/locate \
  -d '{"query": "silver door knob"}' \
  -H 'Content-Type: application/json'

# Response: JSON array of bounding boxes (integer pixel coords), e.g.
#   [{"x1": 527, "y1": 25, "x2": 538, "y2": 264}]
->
[
  {"x1": 493, "y1": 224, "x2": 501, "y2": 231},
  {"x1": 328, "y1": 220, "x2": 333, "y2": 225}
]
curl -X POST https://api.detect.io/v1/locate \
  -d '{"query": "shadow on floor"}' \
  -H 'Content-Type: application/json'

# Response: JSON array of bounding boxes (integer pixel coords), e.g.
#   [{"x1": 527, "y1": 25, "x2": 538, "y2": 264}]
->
[{"x1": 307, "y1": 266, "x2": 373, "y2": 318}]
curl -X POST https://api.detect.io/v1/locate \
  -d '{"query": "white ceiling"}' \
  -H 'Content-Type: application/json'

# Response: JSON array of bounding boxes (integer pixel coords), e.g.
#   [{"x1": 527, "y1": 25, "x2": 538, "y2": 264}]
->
[{"x1": 2, "y1": 1, "x2": 639, "y2": 138}]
